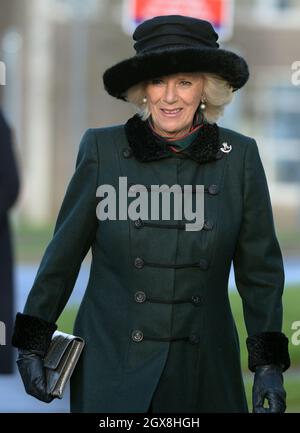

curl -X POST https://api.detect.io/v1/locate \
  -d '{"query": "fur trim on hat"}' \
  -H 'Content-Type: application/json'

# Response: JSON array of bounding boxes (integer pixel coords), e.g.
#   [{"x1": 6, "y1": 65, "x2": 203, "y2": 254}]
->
[
  {"x1": 11, "y1": 312, "x2": 57, "y2": 356},
  {"x1": 103, "y1": 46, "x2": 249, "y2": 100},
  {"x1": 246, "y1": 331, "x2": 290, "y2": 372}
]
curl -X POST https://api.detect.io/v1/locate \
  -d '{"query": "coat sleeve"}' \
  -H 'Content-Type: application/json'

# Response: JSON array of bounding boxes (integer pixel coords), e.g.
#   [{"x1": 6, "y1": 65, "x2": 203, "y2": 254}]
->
[
  {"x1": 12, "y1": 129, "x2": 99, "y2": 355},
  {"x1": 232, "y1": 138, "x2": 290, "y2": 372}
]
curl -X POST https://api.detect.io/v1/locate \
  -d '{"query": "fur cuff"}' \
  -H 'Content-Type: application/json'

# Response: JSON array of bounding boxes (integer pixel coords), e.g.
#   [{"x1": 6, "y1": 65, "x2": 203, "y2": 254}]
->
[
  {"x1": 11, "y1": 312, "x2": 57, "y2": 356},
  {"x1": 246, "y1": 331, "x2": 290, "y2": 372}
]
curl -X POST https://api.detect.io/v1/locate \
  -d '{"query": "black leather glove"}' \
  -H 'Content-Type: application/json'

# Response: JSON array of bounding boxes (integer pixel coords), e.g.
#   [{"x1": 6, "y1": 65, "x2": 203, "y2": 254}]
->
[
  {"x1": 252, "y1": 364, "x2": 286, "y2": 413},
  {"x1": 17, "y1": 349, "x2": 55, "y2": 403}
]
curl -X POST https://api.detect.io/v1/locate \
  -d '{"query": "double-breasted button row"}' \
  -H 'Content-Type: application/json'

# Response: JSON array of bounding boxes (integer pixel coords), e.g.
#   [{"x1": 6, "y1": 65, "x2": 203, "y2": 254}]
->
[
  {"x1": 128, "y1": 183, "x2": 219, "y2": 194},
  {"x1": 131, "y1": 330, "x2": 200, "y2": 344},
  {"x1": 134, "y1": 256, "x2": 209, "y2": 270},
  {"x1": 133, "y1": 291, "x2": 203, "y2": 305}
]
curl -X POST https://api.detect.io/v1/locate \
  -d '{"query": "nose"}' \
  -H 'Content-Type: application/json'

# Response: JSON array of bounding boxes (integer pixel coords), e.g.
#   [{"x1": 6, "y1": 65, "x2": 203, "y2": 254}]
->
[{"x1": 162, "y1": 82, "x2": 178, "y2": 104}]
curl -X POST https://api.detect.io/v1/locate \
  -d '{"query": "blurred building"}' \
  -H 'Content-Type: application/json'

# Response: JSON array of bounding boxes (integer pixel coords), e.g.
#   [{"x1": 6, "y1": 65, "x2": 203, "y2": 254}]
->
[
  {"x1": 0, "y1": 0, "x2": 299, "y2": 232},
  {"x1": 232, "y1": 0, "x2": 300, "y2": 231}
]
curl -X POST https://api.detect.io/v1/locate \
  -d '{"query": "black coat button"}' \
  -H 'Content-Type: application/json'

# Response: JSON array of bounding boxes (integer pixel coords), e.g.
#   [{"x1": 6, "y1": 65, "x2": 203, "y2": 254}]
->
[
  {"x1": 189, "y1": 334, "x2": 200, "y2": 344},
  {"x1": 134, "y1": 291, "x2": 146, "y2": 303},
  {"x1": 208, "y1": 184, "x2": 219, "y2": 195},
  {"x1": 203, "y1": 220, "x2": 214, "y2": 231},
  {"x1": 132, "y1": 330, "x2": 143, "y2": 342},
  {"x1": 191, "y1": 295, "x2": 202, "y2": 305},
  {"x1": 134, "y1": 257, "x2": 144, "y2": 269},
  {"x1": 198, "y1": 259, "x2": 209, "y2": 270},
  {"x1": 134, "y1": 218, "x2": 144, "y2": 228},
  {"x1": 122, "y1": 147, "x2": 132, "y2": 158}
]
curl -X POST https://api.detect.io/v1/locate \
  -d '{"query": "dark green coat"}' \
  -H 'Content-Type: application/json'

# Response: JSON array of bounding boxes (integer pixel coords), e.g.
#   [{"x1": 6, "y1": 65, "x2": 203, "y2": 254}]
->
[{"x1": 14, "y1": 116, "x2": 289, "y2": 413}]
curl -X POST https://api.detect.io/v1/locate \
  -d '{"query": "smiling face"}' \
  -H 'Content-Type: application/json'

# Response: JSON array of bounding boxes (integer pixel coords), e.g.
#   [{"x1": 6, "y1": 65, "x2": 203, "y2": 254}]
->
[{"x1": 144, "y1": 72, "x2": 204, "y2": 139}]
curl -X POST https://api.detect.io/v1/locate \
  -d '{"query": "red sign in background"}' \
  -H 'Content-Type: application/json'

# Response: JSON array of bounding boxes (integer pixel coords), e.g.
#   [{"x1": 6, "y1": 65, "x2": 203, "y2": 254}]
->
[{"x1": 124, "y1": 0, "x2": 233, "y2": 41}]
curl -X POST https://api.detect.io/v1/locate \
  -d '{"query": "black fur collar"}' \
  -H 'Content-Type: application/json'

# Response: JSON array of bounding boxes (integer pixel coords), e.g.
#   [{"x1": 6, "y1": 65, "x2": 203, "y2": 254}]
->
[{"x1": 124, "y1": 114, "x2": 222, "y2": 164}]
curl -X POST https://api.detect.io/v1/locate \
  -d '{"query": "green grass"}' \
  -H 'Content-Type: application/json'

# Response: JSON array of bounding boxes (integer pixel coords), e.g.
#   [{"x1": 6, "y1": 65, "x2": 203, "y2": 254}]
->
[
  {"x1": 278, "y1": 230, "x2": 300, "y2": 254},
  {"x1": 57, "y1": 306, "x2": 78, "y2": 334},
  {"x1": 57, "y1": 287, "x2": 300, "y2": 412},
  {"x1": 14, "y1": 222, "x2": 54, "y2": 264}
]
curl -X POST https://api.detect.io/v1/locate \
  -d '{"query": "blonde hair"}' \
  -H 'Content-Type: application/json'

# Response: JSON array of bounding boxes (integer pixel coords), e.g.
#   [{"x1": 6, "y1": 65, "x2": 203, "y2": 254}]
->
[{"x1": 125, "y1": 73, "x2": 234, "y2": 124}]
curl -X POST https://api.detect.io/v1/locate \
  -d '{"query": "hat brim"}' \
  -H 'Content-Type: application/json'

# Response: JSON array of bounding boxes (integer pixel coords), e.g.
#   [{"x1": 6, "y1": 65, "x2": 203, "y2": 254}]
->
[{"x1": 102, "y1": 46, "x2": 249, "y2": 100}]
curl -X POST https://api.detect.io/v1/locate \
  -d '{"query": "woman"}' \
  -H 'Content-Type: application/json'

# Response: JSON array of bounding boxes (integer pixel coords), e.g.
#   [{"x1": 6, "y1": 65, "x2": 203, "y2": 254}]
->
[{"x1": 12, "y1": 15, "x2": 290, "y2": 413}]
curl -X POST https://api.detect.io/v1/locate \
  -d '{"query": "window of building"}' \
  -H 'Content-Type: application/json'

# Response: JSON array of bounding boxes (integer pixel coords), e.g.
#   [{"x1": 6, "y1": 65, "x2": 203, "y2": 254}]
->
[
  {"x1": 276, "y1": 0, "x2": 292, "y2": 10},
  {"x1": 254, "y1": 0, "x2": 300, "y2": 24},
  {"x1": 261, "y1": 83, "x2": 300, "y2": 184}
]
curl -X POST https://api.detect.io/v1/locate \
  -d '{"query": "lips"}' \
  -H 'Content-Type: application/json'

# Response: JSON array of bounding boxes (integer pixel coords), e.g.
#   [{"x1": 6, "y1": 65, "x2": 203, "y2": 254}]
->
[{"x1": 160, "y1": 108, "x2": 183, "y2": 117}]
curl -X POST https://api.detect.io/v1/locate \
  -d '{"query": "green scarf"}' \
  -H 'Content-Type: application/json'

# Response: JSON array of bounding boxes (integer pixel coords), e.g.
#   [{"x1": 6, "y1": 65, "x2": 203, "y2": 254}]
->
[
  {"x1": 148, "y1": 113, "x2": 203, "y2": 152},
  {"x1": 166, "y1": 127, "x2": 201, "y2": 151}
]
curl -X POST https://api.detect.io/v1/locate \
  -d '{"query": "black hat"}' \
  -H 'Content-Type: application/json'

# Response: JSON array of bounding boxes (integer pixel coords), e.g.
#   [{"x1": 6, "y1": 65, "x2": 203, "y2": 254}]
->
[{"x1": 103, "y1": 15, "x2": 249, "y2": 100}]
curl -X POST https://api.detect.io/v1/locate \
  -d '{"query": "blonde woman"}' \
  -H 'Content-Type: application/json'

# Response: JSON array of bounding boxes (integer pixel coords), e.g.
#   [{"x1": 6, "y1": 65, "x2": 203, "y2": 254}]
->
[{"x1": 12, "y1": 15, "x2": 290, "y2": 413}]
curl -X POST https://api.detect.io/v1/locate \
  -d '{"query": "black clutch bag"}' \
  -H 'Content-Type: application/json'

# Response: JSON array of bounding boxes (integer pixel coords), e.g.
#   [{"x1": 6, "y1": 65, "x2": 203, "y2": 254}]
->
[{"x1": 43, "y1": 331, "x2": 85, "y2": 399}]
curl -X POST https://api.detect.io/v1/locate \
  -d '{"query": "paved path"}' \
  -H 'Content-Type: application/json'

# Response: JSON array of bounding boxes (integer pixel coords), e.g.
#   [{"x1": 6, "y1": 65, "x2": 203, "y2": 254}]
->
[{"x1": 0, "y1": 373, "x2": 69, "y2": 412}]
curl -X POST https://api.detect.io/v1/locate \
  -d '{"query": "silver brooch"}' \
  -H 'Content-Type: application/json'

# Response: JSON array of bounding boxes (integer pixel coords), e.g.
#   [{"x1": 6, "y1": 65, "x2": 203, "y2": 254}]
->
[{"x1": 220, "y1": 142, "x2": 232, "y2": 153}]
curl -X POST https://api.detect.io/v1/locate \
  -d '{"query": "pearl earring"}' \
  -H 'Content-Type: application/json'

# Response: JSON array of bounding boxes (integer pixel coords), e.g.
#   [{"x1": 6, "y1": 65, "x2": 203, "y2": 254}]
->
[
  {"x1": 142, "y1": 96, "x2": 147, "y2": 104},
  {"x1": 200, "y1": 99, "x2": 206, "y2": 110}
]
